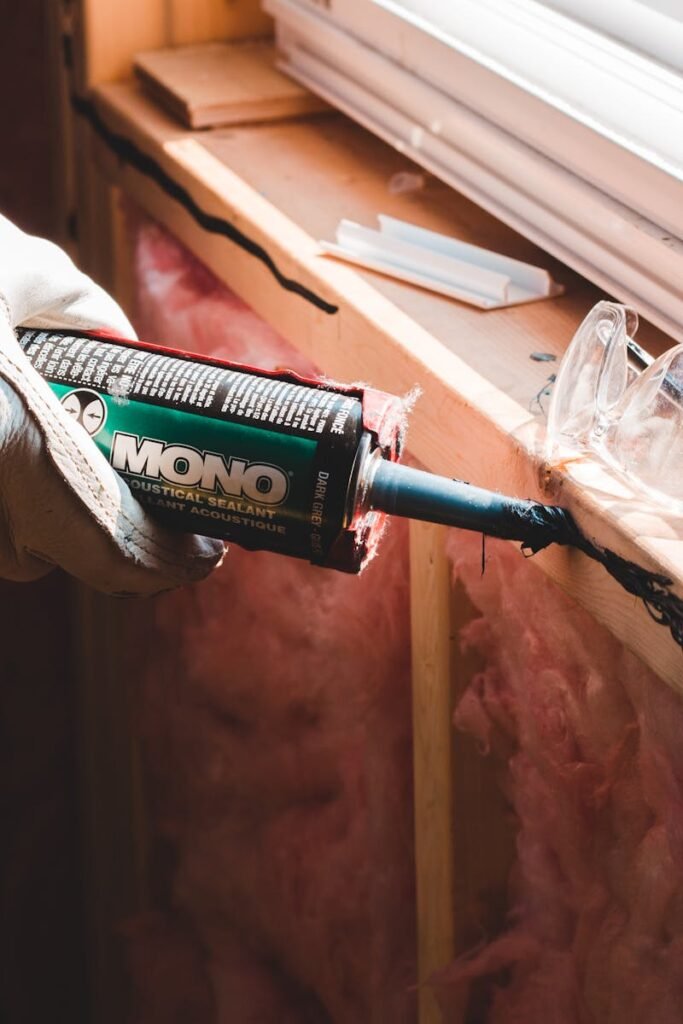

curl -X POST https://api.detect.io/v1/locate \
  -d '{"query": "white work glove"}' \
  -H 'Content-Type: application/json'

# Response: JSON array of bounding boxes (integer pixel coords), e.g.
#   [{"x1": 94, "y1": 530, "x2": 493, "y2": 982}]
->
[{"x1": 0, "y1": 214, "x2": 224, "y2": 595}]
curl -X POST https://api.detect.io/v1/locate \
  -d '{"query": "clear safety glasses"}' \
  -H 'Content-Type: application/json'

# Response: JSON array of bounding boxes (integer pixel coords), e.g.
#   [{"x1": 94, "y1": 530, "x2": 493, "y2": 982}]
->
[{"x1": 546, "y1": 301, "x2": 683, "y2": 513}]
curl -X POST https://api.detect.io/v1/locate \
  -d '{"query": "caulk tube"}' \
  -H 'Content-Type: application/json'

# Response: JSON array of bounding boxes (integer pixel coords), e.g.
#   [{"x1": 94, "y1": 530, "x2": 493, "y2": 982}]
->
[
  {"x1": 17, "y1": 326, "x2": 405, "y2": 573},
  {"x1": 18, "y1": 326, "x2": 577, "y2": 569}
]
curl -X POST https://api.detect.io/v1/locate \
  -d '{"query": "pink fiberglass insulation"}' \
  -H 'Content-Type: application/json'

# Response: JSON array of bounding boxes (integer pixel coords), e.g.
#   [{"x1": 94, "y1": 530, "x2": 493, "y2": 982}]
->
[
  {"x1": 122, "y1": 212, "x2": 683, "y2": 1024},
  {"x1": 443, "y1": 531, "x2": 683, "y2": 1024},
  {"x1": 124, "y1": 214, "x2": 416, "y2": 1023}
]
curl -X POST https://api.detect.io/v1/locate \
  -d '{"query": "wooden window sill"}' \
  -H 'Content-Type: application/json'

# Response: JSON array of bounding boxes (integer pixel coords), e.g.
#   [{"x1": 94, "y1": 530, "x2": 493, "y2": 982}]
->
[{"x1": 90, "y1": 80, "x2": 682, "y2": 688}]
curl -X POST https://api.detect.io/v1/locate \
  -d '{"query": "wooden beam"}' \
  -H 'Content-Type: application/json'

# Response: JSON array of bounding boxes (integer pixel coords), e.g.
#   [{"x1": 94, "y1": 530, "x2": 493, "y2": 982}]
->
[
  {"x1": 74, "y1": 587, "x2": 145, "y2": 1024},
  {"x1": 66, "y1": 173, "x2": 146, "y2": 1024},
  {"x1": 78, "y1": 0, "x2": 167, "y2": 88},
  {"x1": 88, "y1": 82, "x2": 683, "y2": 689},
  {"x1": 410, "y1": 521, "x2": 456, "y2": 1024},
  {"x1": 411, "y1": 531, "x2": 517, "y2": 1024},
  {"x1": 449, "y1": 576, "x2": 517, "y2": 1020},
  {"x1": 46, "y1": 1, "x2": 78, "y2": 253},
  {"x1": 166, "y1": 0, "x2": 272, "y2": 47},
  {"x1": 106, "y1": 184, "x2": 138, "y2": 317}
]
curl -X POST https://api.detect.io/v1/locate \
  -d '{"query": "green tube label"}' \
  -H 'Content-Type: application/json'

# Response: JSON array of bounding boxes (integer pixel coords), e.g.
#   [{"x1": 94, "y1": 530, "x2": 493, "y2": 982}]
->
[{"x1": 19, "y1": 329, "x2": 365, "y2": 566}]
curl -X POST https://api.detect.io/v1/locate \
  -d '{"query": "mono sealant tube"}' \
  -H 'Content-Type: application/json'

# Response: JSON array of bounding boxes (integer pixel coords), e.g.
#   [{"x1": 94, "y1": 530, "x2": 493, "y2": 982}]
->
[{"x1": 18, "y1": 327, "x2": 578, "y2": 572}]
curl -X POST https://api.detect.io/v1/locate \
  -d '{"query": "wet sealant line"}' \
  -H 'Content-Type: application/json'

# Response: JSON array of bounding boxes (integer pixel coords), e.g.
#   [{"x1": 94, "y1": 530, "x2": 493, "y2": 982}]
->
[{"x1": 71, "y1": 94, "x2": 339, "y2": 315}]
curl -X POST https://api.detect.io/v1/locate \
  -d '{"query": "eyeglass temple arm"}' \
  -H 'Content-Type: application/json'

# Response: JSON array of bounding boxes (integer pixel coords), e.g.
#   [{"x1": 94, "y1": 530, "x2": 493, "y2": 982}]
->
[{"x1": 626, "y1": 337, "x2": 654, "y2": 370}]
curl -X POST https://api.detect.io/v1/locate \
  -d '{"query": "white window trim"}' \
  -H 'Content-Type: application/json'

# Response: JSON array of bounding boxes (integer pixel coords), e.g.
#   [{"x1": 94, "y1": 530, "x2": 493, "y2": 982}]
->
[
  {"x1": 542, "y1": 0, "x2": 683, "y2": 73},
  {"x1": 377, "y1": 0, "x2": 683, "y2": 188},
  {"x1": 269, "y1": 0, "x2": 683, "y2": 236},
  {"x1": 266, "y1": 0, "x2": 683, "y2": 341}
]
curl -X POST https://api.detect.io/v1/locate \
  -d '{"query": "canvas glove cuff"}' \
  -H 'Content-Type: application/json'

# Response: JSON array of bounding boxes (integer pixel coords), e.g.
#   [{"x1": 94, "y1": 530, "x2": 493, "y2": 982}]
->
[{"x1": 0, "y1": 214, "x2": 224, "y2": 594}]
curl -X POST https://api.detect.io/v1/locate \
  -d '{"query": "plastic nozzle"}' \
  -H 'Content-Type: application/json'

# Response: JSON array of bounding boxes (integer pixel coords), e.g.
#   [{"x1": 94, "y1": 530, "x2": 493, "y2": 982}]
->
[{"x1": 367, "y1": 459, "x2": 578, "y2": 552}]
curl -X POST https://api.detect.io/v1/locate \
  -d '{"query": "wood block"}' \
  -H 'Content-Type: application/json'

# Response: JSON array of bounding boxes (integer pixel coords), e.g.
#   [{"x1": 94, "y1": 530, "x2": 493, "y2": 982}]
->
[{"x1": 134, "y1": 40, "x2": 328, "y2": 129}]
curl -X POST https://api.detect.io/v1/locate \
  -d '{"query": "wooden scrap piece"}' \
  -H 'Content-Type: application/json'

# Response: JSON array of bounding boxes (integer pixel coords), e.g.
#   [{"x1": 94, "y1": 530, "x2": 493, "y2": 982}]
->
[{"x1": 134, "y1": 40, "x2": 328, "y2": 129}]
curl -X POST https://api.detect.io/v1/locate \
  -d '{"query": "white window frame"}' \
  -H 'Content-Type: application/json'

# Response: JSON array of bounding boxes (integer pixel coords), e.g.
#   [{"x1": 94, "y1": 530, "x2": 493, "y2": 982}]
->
[
  {"x1": 542, "y1": 0, "x2": 683, "y2": 72},
  {"x1": 265, "y1": 0, "x2": 683, "y2": 342}
]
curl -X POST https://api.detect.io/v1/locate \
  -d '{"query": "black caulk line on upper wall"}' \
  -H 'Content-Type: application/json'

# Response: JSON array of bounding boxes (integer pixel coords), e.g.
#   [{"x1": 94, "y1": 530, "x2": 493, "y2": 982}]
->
[{"x1": 71, "y1": 95, "x2": 339, "y2": 316}]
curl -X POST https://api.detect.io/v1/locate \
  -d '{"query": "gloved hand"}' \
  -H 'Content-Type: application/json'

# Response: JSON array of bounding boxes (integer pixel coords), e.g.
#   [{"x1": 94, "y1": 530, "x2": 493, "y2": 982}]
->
[{"x1": 0, "y1": 214, "x2": 224, "y2": 594}]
